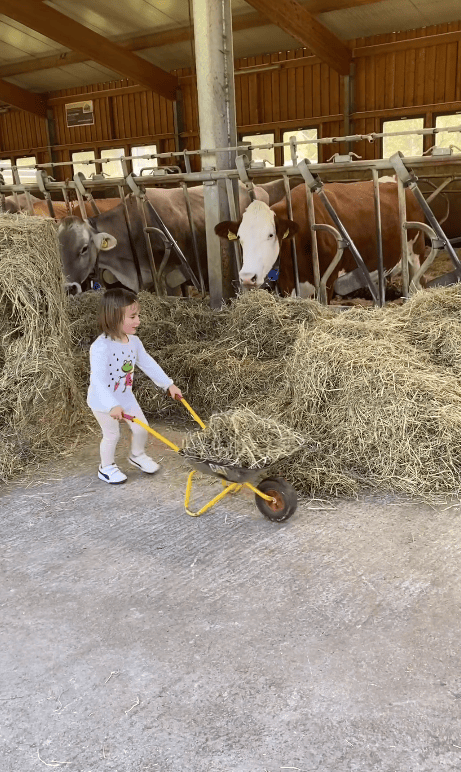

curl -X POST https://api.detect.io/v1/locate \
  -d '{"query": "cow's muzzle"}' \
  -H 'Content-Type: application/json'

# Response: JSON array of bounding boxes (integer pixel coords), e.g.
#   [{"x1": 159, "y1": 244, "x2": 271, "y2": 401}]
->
[{"x1": 64, "y1": 281, "x2": 82, "y2": 295}]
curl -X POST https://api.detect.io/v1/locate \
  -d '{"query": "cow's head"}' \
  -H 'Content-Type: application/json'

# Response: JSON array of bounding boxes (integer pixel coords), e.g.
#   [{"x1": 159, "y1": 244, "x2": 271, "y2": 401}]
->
[
  {"x1": 57, "y1": 216, "x2": 117, "y2": 292},
  {"x1": 215, "y1": 200, "x2": 298, "y2": 289}
]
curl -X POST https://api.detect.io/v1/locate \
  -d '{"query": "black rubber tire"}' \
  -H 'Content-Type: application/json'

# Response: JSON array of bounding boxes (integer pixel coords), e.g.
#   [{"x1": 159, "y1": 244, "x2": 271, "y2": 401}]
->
[{"x1": 255, "y1": 477, "x2": 297, "y2": 522}]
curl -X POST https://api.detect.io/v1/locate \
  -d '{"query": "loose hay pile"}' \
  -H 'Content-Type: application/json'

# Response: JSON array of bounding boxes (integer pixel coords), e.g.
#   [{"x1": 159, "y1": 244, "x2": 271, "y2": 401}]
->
[
  {"x1": 0, "y1": 215, "x2": 84, "y2": 482},
  {"x1": 182, "y1": 407, "x2": 308, "y2": 469},
  {"x1": 67, "y1": 285, "x2": 461, "y2": 498}
]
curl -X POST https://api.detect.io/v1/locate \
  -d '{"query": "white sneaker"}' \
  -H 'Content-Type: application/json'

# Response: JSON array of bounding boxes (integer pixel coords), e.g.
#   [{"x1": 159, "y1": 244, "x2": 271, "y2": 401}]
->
[
  {"x1": 98, "y1": 464, "x2": 127, "y2": 484},
  {"x1": 128, "y1": 453, "x2": 159, "y2": 474}
]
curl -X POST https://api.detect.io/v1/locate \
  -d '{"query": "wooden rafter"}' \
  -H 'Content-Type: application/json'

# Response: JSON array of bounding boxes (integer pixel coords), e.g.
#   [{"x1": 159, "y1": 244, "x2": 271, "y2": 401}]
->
[
  {"x1": 0, "y1": 79, "x2": 47, "y2": 117},
  {"x1": 0, "y1": 0, "x2": 385, "y2": 80},
  {"x1": 0, "y1": 0, "x2": 178, "y2": 101},
  {"x1": 243, "y1": 0, "x2": 352, "y2": 74}
]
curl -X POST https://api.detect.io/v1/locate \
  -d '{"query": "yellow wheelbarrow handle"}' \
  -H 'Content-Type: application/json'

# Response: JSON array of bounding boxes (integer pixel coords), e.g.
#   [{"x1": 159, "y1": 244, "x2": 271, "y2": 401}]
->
[
  {"x1": 122, "y1": 413, "x2": 180, "y2": 452},
  {"x1": 175, "y1": 396, "x2": 206, "y2": 429},
  {"x1": 122, "y1": 398, "x2": 205, "y2": 454}
]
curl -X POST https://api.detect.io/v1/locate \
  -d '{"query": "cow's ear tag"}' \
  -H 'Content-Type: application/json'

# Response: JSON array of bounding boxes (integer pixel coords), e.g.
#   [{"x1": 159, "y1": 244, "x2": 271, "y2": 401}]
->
[
  {"x1": 101, "y1": 238, "x2": 109, "y2": 249},
  {"x1": 282, "y1": 228, "x2": 290, "y2": 239},
  {"x1": 227, "y1": 230, "x2": 238, "y2": 241}
]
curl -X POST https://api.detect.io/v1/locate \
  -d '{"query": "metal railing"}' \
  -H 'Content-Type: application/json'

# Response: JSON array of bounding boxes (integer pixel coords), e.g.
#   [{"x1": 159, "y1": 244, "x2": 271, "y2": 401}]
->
[{"x1": 0, "y1": 128, "x2": 460, "y2": 305}]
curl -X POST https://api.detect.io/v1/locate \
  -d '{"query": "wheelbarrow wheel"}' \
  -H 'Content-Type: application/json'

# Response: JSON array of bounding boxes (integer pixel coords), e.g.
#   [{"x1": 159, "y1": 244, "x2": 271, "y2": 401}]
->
[{"x1": 255, "y1": 477, "x2": 297, "y2": 522}]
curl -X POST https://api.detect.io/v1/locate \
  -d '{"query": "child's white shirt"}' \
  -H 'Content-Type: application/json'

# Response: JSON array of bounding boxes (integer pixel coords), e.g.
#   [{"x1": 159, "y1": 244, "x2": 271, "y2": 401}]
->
[{"x1": 87, "y1": 334, "x2": 173, "y2": 413}]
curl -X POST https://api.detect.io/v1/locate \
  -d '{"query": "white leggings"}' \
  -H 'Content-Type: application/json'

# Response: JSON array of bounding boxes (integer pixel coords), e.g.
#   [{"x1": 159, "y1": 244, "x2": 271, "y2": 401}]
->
[{"x1": 92, "y1": 401, "x2": 149, "y2": 468}]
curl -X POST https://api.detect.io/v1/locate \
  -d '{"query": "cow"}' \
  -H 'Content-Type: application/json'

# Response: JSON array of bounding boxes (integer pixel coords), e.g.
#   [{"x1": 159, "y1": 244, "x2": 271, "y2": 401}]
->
[
  {"x1": 214, "y1": 180, "x2": 426, "y2": 302},
  {"x1": 57, "y1": 182, "x2": 272, "y2": 294}
]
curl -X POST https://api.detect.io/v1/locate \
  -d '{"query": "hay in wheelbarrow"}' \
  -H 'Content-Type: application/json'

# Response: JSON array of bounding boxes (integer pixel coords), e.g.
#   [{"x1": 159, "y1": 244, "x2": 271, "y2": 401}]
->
[
  {"x1": 182, "y1": 406, "x2": 308, "y2": 469},
  {"x1": 0, "y1": 215, "x2": 84, "y2": 482}
]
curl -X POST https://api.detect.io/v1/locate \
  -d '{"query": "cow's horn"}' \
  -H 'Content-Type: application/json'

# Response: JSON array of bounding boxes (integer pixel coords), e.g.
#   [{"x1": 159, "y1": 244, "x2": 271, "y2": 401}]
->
[{"x1": 227, "y1": 230, "x2": 238, "y2": 241}]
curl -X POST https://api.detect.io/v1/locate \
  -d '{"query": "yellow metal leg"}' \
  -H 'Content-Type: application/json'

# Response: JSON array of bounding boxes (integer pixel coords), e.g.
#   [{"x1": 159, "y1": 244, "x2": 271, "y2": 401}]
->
[
  {"x1": 244, "y1": 481, "x2": 276, "y2": 503},
  {"x1": 184, "y1": 470, "x2": 241, "y2": 517}
]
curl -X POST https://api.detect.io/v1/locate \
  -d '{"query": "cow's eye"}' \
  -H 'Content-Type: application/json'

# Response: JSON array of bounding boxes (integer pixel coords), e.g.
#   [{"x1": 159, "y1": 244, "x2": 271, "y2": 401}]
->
[
  {"x1": 268, "y1": 233, "x2": 274, "y2": 238},
  {"x1": 80, "y1": 245, "x2": 88, "y2": 254}
]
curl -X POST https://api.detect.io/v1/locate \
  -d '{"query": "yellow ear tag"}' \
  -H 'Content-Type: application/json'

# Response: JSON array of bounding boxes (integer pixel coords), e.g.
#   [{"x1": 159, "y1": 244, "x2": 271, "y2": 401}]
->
[
  {"x1": 227, "y1": 230, "x2": 238, "y2": 241},
  {"x1": 101, "y1": 238, "x2": 109, "y2": 249},
  {"x1": 282, "y1": 228, "x2": 290, "y2": 239}
]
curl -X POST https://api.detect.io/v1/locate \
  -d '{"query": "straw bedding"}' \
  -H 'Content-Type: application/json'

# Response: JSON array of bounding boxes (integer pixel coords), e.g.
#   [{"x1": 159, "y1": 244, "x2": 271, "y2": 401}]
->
[
  {"x1": 0, "y1": 215, "x2": 84, "y2": 482},
  {"x1": 5, "y1": 231, "x2": 461, "y2": 500},
  {"x1": 67, "y1": 284, "x2": 461, "y2": 498}
]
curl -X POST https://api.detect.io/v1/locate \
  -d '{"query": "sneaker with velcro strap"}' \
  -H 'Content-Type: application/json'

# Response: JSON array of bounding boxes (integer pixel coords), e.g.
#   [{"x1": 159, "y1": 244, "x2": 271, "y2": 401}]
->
[
  {"x1": 128, "y1": 453, "x2": 159, "y2": 474},
  {"x1": 98, "y1": 464, "x2": 127, "y2": 484}
]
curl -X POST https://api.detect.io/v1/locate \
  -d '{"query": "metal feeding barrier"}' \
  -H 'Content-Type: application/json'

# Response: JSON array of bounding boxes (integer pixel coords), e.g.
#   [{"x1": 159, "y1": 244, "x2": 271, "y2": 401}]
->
[{"x1": 0, "y1": 128, "x2": 460, "y2": 304}]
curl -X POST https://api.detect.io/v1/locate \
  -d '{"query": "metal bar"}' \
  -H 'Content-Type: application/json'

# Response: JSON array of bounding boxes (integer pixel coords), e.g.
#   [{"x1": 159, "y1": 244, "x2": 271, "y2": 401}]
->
[
  {"x1": 425, "y1": 176, "x2": 453, "y2": 205},
  {"x1": 304, "y1": 184, "x2": 321, "y2": 296},
  {"x1": 390, "y1": 152, "x2": 461, "y2": 279},
  {"x1": 371, "y1": 168, "x2": 385, "y2": 306},
  {"x1": 313, "y1": 223, "x2": 347, "y2": 305},
  {"x1": 180, "y1": 181, "x2": 205, "y2": 294},
  {"x1": 317, "y1": 188, "x2": 379, "y2": 304},
  {"x1": 282, "y1": 173, "x2": 300, "y2": 296},
  {"x1": 125, "y1": 171, "x2": 201, "y2": 291},
  {"x1": 137, "y1": 198, "x2": 162, "y2": 294},
  {"x1": 396, "y1": 176, "x2": 410, "y2": 298},
  {"x1": 297, "y1": 158, "x2": 379, "y2": 303},
  {"x1": 118, "y1": 184, "x2": 145, "y2": 292},
  {"x1": 225, "y1": 176, "x2": 242, "y2": 273},
  {"x1": 402, "y1": 221, "x2": 443, "y2": 291}
]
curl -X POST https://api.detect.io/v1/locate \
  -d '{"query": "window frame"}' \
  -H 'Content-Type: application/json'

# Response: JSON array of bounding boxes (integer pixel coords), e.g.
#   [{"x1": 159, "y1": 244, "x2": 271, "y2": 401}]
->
[
  {"x1": 282, "y1": 127, "x2": 319, "y2": 166},
  {"x1": 381, "y1": 116, "x2": 425, "y2": 159}
]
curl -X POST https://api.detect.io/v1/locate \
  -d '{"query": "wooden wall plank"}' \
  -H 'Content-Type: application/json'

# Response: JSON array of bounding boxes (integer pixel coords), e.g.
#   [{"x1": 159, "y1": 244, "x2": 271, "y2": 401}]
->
[{"x1": 2, "y1": 24, "x2": 461, "y2": 170}]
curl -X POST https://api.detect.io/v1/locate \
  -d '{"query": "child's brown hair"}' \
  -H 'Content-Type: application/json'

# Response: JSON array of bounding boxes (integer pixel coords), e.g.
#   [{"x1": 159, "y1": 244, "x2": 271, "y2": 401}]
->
[{"x1": 98, "y1": 288, "x2": 138, "y2": 338}]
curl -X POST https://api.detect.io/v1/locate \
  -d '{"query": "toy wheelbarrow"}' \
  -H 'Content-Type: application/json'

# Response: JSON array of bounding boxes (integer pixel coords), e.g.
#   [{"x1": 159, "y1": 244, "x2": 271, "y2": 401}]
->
[{"x1": 122, "y1": 399, "x2": 298, "y2": 522}]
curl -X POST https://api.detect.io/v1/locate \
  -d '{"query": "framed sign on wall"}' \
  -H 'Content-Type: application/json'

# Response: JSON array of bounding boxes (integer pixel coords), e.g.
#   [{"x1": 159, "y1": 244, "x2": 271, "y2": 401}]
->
[{"x1": 65, "y1": 101, "x2": 94, "y2": 128}]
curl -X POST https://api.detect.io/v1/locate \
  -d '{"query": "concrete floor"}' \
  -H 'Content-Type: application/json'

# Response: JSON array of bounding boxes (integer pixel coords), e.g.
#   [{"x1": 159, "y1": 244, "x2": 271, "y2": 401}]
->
[{"x1": 1, "y1": 424, "x2": 461, "y2": 771}]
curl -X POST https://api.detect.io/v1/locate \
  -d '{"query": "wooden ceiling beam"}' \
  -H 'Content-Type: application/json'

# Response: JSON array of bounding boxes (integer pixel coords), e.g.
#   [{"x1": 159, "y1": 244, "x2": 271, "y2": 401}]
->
[
  {"x1": 0, "y1": 0, "x2": 178, "y2": 100},
  {"x1": 0, "y1": 78, "x2": 47, "y2": 117},
  {"x1": 243, "y1": 0, "x2": 352, "y2": 74},
  {"x1": 0, "y1": 0, "x2": 386, "y2": 79}
]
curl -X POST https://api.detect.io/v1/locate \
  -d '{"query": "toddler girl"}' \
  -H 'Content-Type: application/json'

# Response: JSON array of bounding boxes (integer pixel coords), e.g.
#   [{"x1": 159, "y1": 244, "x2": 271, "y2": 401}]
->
[{"x1": 87, "y1": 288, "x2": 182, "y2": 484}]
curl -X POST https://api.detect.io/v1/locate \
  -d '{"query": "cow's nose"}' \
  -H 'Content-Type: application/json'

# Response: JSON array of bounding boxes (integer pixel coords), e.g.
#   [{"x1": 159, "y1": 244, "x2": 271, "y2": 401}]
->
[
  {"x1": 239, "y1": 273, "x2": 257, "y2": 286},
  {"x1": 64, "y1": 281, "x2": 82, "y2": 295}
]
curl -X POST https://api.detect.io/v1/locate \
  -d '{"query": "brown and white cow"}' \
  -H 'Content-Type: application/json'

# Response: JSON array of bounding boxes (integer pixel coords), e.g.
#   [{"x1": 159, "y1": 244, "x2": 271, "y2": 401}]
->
[{"x1": 215, "y1": 180, "x2": 426, "y2": 302}]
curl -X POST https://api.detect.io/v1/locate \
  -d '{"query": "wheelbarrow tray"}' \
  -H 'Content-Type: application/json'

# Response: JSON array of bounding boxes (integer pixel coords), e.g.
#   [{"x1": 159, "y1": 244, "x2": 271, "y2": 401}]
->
[{"x1": 179, "y1": 451, "x2": 272, "y2": 484}]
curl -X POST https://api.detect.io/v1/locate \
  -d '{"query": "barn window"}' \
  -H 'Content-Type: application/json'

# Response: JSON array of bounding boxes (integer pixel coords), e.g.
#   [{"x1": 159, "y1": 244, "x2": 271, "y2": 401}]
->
[
  {"x1": 283, "y1": 129, "x2": 318, "y2": 165},
  {"x1": 16, "y1": 156, "x2": 36, "y2": 183},
  {"x1": 100, "y1": 148, "x2": 124, "y2": 177},
  {"x1": 0, "y1": 159, "x2": 13, "y2": 184},
  {"x1": 434, "y1": 114, "x2": 461, "y2": 150},
  {"x1": 382, "y1": 118, "x2": 424, "y2": 158},
  {"x1": 72, "y1": 150, "x2": 97, "y2": 179},
  {"x1": 241, "y1": 133, "x2": 275, "y2": 167},
  {"x1": 131, "y1": 145, "x2": 158, "y2": 176}
]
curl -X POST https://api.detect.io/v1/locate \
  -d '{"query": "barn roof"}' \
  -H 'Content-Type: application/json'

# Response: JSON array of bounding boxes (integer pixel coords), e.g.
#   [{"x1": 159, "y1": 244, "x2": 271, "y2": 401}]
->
[{"x1": 0, "y1": 0, "x2": 459, "y2": 113}]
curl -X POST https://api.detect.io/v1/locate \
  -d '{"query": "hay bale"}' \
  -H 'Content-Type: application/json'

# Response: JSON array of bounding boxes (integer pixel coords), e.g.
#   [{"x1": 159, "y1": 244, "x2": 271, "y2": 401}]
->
[
  {"x1": 0, "y1": 215, "x2": 84, "y2": 482},
  {"x1": 183, "y1": 407, "x2": 307, "y2": 469},
  {"x1": 277, "y1": 312, "x2": 461, "y2": 496}
]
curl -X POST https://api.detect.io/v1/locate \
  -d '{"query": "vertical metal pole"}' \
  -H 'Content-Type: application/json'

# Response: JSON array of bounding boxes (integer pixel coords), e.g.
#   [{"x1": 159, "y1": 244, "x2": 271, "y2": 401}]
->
[
  {"x1": 371, "y1": 168, "x2": 385, "y2": 306},
  {"x1": 225, "y1": 176, "x2": 242, "y2": 273},
  {"x1": 192, "y1": 0, "x2": 238, "y2": 307},
  {"x1": 282, "y1": 174, "x2": 300, "y2": 296},
  {"x1": 397, "y1": 177, "x2": 410, "y2": 299},
  {"x1": 180, "y1": 181, "x2": 206, "y2": 294},
  {"x1": 305, "y1": 185, "x2": 321, "y2": 297}
]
